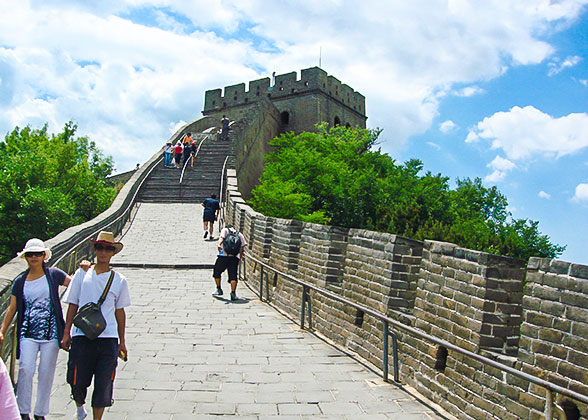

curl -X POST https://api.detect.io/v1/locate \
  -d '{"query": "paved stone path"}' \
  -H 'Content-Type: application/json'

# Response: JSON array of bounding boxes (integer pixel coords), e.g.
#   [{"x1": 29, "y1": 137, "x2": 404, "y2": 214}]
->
[{"x1": 45, "y1": 203, "x2": 454, "y2": 419}]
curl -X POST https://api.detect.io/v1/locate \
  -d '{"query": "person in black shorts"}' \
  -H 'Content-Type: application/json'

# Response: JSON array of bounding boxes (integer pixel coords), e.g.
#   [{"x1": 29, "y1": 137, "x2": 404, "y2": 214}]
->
[
  {"x1": 202, "y1": 194, "x2": 220, "y2": 239},
  {"x1": 212, "y1": 226, "x2": 247, "y2": 301}
]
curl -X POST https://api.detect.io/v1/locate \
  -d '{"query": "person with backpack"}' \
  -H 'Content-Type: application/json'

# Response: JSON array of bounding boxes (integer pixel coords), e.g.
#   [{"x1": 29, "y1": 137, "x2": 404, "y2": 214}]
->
[{"x1": 212, "y1": 225, "x2": 247, "y2": 301}]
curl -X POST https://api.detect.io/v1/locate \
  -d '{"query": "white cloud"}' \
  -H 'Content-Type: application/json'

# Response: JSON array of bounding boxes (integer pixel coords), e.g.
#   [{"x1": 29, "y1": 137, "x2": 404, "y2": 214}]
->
[
  {"x1": 467, "y1": 106, "x2": 588, "y2": 160},
  {"x1": 427, "y1": 141, "x2": 441, "y2": 150},
  {"x1": 454, "y1": 86, "x2": 485, "y2": 97},
  {"x1": 484, "y1": 155, "x2": 516, "y2": 183},
  {"x1": 548, "y1": 55, "x2": 582, "y2": 76},
  {"x1": 538, "y1": 191, "x2": 551, "y2": 199},
  {"x1": 580, "y1": 79, "x2": 588, "y2": 87},
  {"x1": 439, "y1": 120, "x2": 457, "y2": 133},
  {"x1": 573, "y1": 184, "x2": 588, "y2": 202},
  {"x1": 1, "y1": 1, "x2": 587, "y2": 170}
]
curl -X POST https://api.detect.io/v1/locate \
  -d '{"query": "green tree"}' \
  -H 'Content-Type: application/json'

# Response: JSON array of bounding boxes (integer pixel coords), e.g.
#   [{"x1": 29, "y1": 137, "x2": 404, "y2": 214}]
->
[
  {"x1": 250, "y1": 124, "x2": 565, "y2": 261},
  {"x1": 0, "y1": 122, "x2": 118, "y2": 264}
]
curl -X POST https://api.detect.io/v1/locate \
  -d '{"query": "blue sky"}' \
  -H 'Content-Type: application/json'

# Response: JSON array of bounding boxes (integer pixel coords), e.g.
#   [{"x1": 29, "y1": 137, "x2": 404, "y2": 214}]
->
[{"x1": 1, "y1": 1, "x2": 587, "y2": 264}]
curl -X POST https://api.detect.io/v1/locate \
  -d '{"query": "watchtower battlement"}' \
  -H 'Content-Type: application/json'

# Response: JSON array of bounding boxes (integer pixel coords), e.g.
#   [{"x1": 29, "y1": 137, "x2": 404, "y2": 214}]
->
[{"x1": 203, "y1": 67, "x2": 366, "y2": 133}]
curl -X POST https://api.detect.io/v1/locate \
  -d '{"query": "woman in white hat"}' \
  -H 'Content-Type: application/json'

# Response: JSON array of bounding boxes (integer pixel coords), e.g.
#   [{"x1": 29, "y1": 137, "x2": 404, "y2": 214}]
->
[{"x1": 0, "y1": 238, "x2": 73, "y2": 420}]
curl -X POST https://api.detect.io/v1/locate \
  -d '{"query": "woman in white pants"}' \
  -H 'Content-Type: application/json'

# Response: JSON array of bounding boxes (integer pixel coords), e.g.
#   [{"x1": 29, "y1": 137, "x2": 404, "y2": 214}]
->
[{"x1": 0, "y1": 239, "x2": 72, "y2": 420}]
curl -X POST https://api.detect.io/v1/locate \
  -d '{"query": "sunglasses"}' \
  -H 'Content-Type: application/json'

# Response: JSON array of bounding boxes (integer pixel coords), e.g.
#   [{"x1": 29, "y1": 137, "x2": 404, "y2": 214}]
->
[
  {"x1": 94, "y1": 244, "x2": 116, "y2": 252},
  {"x1": 25, "y1": 251, "x2": 45, "y2": 258}
]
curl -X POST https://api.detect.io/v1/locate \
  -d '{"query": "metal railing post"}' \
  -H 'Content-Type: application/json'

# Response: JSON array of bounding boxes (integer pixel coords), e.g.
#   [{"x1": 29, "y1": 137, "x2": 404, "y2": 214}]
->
[
  {"x1": 259, "y1": 265, "x2": 264, "y2": 302},
  {"x1": 391, "y1": 331, "x2": 399, "y2": 382},
  {"x1": 301, "y1": 285, "x2": 307, "y2": 329},
  {"x1": 383, "y1": 321, "x2": 389, "y2": 382},
  {"x1": 545, "y1": 389, "x2": 554, "y2": 420},
  {"x1": 265, "y1": 272, "x2": 270, "y2": 302}
]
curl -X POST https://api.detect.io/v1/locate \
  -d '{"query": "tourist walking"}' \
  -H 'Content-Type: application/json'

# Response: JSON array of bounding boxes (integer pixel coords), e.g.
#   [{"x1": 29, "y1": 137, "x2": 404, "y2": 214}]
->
[
  {"x1": 202, "y1": 193, "x2": 220, "y2": 239},
  {"x1": 212, "y1": 225, "x2": 247, "y2": 301},
  {"x1": 61, "y1": 231, "x2": 131, "y2": 420},
  {"x1": 190, "y1": 141, "x2": 197, "y2": 168},
  {"x1": 174, "y1": 141, "x2": 183, "y2": 168},
  {"x1": 182, "y1": 140, "x2": 192, "y2": 166},
  {"x1": 0, "y1": 238, "x2": 73, "y2": 420},
  {"x1": 220, "y1": 115, "x2": 229, "y2": 140},
  {"x1": 163, "y1": 141, "x2": 173, "y2": 168}
]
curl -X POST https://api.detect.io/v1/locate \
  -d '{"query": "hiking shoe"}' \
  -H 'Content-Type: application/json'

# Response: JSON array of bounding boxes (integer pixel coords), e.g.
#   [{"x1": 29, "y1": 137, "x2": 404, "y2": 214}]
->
[
  {"x1": 213, "y1": 288, "x2": 223, "y2": 296},
  {"x1": 230, "y1": 292, "x2": 238, "y2": 301},
  {"x1": 204, "y1": 231, "x2": 208, "y2": 239}
]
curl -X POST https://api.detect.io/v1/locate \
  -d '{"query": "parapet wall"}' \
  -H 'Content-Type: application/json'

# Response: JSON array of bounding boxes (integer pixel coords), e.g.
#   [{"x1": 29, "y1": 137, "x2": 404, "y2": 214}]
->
[
  {"x1": 224, "y1": 170, "x2": 588, "y2": 420},
  {"x1": 204, "y1": 67, "x2": 366, "y2": 117}
]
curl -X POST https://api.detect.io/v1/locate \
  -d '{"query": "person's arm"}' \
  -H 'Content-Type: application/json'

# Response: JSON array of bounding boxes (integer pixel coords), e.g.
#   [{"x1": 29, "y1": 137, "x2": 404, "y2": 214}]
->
[
  {"x1": 0, "y1": 296, "x2": 17, "y2": 345},
  {"x1": 61, "y1": 303, "x2": 79, "y2": 350},
  {"x1": 115, "y1": 308, "x2": 127, "y2": 360}
]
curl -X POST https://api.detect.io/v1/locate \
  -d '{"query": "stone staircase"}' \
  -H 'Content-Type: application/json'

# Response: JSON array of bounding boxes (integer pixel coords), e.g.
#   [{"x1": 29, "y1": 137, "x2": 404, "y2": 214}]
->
[{"x1": 138, "y1": 136, "x2": 232, "y2": 203}]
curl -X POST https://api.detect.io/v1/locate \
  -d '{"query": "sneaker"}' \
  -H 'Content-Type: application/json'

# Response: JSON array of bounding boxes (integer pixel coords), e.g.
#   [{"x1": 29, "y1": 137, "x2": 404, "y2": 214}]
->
[
  {"x1": 230, "y1": 292, "x2": 237, "y2": 301},
  {"x1": 34, "y1": 416, "x2": 45, "y2": 420},
  {"x1": 204, "y1": 231, "x2": 208, "y2": 239},
  {"x1": 21, "y1": 415, "x2": 30, "y2": 420},
  {"x1": 213, "y1": 288, "x2": 223, "y2": 296}
]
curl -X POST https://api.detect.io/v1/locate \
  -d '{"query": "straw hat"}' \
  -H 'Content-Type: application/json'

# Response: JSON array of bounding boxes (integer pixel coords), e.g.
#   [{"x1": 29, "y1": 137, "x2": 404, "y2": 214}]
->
[
  {"x1": 17, "y1": 238, "x2": 52, "y2": 261},
  {"x1": 90, "y1": 231, "x2": 124, "y2": 254}
]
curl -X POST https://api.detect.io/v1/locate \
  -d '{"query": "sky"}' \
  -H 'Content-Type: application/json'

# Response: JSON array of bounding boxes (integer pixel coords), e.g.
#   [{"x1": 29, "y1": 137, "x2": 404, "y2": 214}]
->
[{"x1": 0, "y1": 0, "x2": 587, "y2": 264}]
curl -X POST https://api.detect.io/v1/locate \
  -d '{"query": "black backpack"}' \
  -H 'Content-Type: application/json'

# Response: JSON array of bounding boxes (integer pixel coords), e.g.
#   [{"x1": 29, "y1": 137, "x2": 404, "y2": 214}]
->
[{"x1": 223, "y1": 228, "x2": 242, "y2": 256}]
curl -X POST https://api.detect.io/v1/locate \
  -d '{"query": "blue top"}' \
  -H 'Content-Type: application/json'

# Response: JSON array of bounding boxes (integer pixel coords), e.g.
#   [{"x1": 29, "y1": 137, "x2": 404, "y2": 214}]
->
[{"x1": 202, "y1": 198, "x2": 220, "y2": 213}]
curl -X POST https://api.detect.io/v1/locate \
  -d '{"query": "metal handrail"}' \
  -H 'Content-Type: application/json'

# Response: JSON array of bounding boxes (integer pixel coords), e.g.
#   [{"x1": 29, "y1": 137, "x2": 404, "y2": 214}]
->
[
  {"x1": 241, "y1": 251, "x2": 588, "y2": 417},
  {"x1": 218, "y1": 156, "x2": 229, "y2": 230}
]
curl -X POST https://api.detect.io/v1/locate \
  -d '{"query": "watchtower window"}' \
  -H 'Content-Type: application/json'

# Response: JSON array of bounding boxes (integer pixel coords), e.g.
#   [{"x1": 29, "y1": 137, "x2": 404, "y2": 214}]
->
[
  {"x1": 279, "y1": 87, "x2": 284, "y2": 91},
  {"x1": 434, "y1": 346, "x2": 448, "y2": 372},
  {"x1": 281, "y1": 111, "x2": 290, "y2": 125},
  {"x1": 223, "y1": 102, "x2": 227, "y2": 107},
  {"x1": 245, "y1": 98, "x2": 249, "y2": 103},
  {"x1": 334, "y1": 116, "x2": 341, "y2": 126},
  {"x1": 212, "y1": 101, "x2": 216, "y2": 105},
  {"x1": 304, "y1": 81, "x2": 309, "y2": 86}
]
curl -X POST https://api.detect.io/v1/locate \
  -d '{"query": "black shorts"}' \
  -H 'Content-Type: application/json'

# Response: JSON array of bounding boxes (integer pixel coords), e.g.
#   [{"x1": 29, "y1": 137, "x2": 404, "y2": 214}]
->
[
  {"x1": 203, "y1": 211, "x2": 216, "y2": 222},
  {"x1": 67, "y1": 337, "x2": 118, "y2": 407},
  {"x1": 213, "y1": 256, "x2": 239, "y2": 281}
]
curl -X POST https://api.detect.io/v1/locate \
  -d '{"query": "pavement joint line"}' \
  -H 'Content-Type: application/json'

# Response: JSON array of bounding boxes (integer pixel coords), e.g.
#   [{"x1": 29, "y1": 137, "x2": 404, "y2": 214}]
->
[{"x1": 111, "y1": 263, "x2": 215, "y2": 269}]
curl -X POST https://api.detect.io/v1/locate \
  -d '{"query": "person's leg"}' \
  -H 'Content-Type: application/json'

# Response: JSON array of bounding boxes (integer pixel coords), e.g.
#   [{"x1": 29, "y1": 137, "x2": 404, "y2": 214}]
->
[
  {"x1": 90, "y1": 339, "x2": 117, "y2": 419},
  {"x1": 16, "y1": 339, "x2": 38, "y2": 416},
  {"x1": 228, "y1": 257, "x2": 239, "y2": 300},
  {"x1": 212, "y1": 257, "x2": 226, "y2": 295},
  {"x1": 209, "y1": 221, "x2": 214, "y2": 237},
  {"x1": 67, "y1": 337, "x2": 94, "y2": 420},
  {"x1": 203, "y1": 221, "x2": 209, "y2": 238},
  {"x1": 33, "y1": 340, "x2": 60, "y2": 417},
  {"x1": 92, "y1": 407, "x2": 105, "y2": 419}
]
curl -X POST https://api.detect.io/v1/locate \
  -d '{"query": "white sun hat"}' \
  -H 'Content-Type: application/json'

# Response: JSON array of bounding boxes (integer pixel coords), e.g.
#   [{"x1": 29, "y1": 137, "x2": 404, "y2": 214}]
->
[{"x1": 17, "y1": 238, "x2": 52, "y2": 261}]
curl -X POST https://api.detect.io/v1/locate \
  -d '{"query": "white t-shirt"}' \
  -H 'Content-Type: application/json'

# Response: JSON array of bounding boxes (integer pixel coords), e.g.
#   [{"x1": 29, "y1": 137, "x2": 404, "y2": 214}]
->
[
  {"x1": 65, "y1": 268, "x2": 131, "y2": 339},
  {"x1": 219, "y1": 227, "x2": 247, "y2": 259},
  {"x1": 22, "y1": 276, "x2": 57, "y2": 342}
]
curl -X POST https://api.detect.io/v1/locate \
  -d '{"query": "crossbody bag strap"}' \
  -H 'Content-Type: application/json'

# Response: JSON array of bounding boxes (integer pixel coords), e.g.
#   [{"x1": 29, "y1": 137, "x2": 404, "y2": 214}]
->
[{"x1": 96, "y1": 271, "x2": 115, "y2": 307}]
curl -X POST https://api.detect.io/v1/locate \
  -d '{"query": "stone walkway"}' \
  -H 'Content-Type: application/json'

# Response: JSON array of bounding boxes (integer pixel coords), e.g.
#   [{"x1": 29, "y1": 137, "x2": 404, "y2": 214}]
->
[{"x1": 44, "y1": 203, "x2": 454, "y2": 419}]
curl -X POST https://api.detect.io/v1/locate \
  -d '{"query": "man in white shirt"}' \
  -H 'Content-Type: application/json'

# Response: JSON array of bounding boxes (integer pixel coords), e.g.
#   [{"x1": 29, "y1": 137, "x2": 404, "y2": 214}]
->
[
  {"x1": 62, "y1": 232, "x2": 131, "y2": 420},
  {"x1": 212, "y1": 226, "x2": 247, "y2": 301}
]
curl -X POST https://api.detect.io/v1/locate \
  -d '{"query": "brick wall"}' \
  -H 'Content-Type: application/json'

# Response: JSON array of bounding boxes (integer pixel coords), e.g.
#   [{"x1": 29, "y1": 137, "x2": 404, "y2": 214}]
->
[{"x1": 224, "y1": 172, "x2": 588, "y2": 420}]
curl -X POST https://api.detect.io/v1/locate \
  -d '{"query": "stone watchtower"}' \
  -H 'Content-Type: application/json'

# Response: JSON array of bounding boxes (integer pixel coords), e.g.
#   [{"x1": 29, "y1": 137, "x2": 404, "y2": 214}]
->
[{"x1": 202, "y1": 67, "x2": 367, "y2": 133}]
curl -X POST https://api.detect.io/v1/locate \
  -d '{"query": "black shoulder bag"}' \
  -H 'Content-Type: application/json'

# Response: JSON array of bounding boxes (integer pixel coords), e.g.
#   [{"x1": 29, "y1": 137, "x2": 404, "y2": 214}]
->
[{"x1": 73, "y1": 270, "x2": 115, "y2": 340}]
